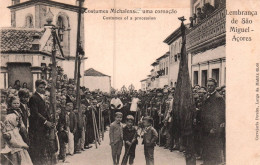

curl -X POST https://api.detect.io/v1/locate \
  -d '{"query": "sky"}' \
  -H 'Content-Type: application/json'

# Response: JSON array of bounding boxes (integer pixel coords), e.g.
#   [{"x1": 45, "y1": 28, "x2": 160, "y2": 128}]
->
[{"x1": 0, "y1": 0, "x2": 190, "y2": 90}]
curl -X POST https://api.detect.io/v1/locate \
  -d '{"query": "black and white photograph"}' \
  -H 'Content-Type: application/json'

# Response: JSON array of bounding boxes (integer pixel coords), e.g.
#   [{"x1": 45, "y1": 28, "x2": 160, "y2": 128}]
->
[{"x1": 0, "y1": 0, "x2": 259, "y2": 165}]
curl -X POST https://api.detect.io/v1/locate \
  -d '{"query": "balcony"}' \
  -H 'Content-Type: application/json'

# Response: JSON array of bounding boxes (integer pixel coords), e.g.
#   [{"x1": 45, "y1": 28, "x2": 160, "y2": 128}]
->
[{"x1": 186, "y1": 5, "x2": 226, "y2": 53}]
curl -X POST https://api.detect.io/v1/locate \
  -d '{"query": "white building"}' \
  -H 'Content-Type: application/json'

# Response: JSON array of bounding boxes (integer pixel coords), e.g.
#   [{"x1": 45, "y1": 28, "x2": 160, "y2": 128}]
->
[
  {"x1": 164, "y1": 28, "x2": 183, "y2": 88},
  {"x1": 141, "y1": 0, "x2": 226, "y2": 89},
  {"x1": 83, "y1": 68, "x2": 111, "y2": 93},
  {"x1": 144, "y1": 52, "x2": 170, "y2": 90},
  {"x1": 0, "y1": 0, "x2": 86, "y2": 91},
  {"x1": 140, "y1": 78, "x2": 148, "y2": 91}
]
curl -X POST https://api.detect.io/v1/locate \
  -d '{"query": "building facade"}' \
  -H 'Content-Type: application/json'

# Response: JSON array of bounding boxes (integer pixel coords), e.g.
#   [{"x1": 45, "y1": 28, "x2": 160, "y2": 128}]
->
[
  {"x1": 140, "y1": 78, "x2": 148, "y2": 91},
  {"x1": 187, "y1": 0, "x2": 226, "y2": 87},
  {"x1": 0, "y1": 0, "x2": 86, "y2": 91},
  {"x1": 141, "y1": 0, "x2": 226, "y2": 90},
  {"x1": 163, "y1": 27, "x2": 183, "y2": 88},
  {"x1": 83, "y1": 68, "x2": 111, "y2": 93},
  {"x1": 146, "y1": 52, "x2": 170, "y2": 90}
]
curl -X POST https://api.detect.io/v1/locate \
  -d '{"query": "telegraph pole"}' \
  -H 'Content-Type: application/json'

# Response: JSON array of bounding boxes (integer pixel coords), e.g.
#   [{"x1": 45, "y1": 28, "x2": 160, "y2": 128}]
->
[
  {"x1": 75, "y1": 0, "x2": 85, "y2": 119},
  {"x1": 74, "y1": 0, "x2": 84, "y2": 81}
]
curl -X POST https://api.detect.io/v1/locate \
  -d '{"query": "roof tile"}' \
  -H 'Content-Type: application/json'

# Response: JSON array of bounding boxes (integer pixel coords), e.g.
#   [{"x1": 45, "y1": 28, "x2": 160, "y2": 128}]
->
[{"x1": 0, "y1": 28, "x2": 44, "y2": 52}]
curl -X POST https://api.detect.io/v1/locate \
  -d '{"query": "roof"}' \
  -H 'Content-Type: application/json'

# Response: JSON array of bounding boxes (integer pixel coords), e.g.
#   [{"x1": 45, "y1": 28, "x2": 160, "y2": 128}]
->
[
  {"x1": 0, "y1": 28, "x2": 44, "y2": 52},
  {"x1": 8, "y1": 0, "x2": 87, "y2": 12},
  {"x1": 84, "y1": 68, "x2": 110, "y2": 77},
  {"x1": 151, "y1": 61, "x2": 159, "y2": 66},
  {"x1": 163, "y1": 24, "x2": 189, "y2": 45},
  {"x1": 140, "y1": 78, "x2": 148, "y2": 82},
  {"x1": 0, "y1": 28, "x2": 64, "y2": 60},
  {"x1": 156, "y1": 51, "x2": 170, "y2": 61}
]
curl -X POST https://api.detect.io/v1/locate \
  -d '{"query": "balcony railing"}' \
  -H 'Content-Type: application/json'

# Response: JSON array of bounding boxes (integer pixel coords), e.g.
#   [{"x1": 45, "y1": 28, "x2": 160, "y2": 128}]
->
[{"x1": 186, "y1": 5, "x2": 226, "y2": 53}]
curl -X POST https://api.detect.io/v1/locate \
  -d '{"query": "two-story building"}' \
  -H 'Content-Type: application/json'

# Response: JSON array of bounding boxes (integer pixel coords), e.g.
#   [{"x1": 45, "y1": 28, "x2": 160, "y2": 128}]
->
[
  {"x1": 164, "y1": 27, "x2": 185, "y2": 88},
  {"x1": 0, "y1": 0, "x2": 86, "y2": 91},
  {"x1": 187, "y1": 0, "x2": 226, "y2": 87},
  {"x1": 140, "y1": 78, "x2": 148, "y2": 91},
  {"x1": 145, "y1": 52, "x2": 170, "y2": 90},
  {"x1": 141, "y1": 0, "x2": 226, "y2": 89}
]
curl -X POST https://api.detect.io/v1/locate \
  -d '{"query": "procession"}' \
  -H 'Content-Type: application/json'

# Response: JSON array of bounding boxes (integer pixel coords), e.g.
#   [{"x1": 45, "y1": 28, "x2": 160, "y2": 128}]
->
[
  {"x1": 0, "y1": 0, "x2": 226, "y2": 165},
  {"x1": 0, "y1": 72, "x2": 226, "y2": 165}
]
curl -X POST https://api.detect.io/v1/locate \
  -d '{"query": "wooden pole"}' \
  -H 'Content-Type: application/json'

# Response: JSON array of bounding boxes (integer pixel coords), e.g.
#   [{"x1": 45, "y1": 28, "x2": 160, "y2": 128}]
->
[
  {"x1": 93, "y1": 110, "x2": 101, "y2": 145},
  {"x1": 99, "y1": 106, "x2": 101, "y2": 132},
  {"x1": 76, "y1": 57, "x2": 82, "y2": 114},
  {"x1": 101, "y1": 113, "x2": 104, "y2": 141},
  {"x1": 74, "y1": 0, "x2": 83, "y2": 81},
  {"x1": 50, "y1": 27, "x2": 57, "y2": 123},
  {"x1": 108, "y1": 110, "x2": 111, "y2": 125},
  {"x1": 74, "y1": 0, "x2": 84, "y2": 130},
  {"x1": 92, "y1": 108, "x2": 98, "y2": 149}
]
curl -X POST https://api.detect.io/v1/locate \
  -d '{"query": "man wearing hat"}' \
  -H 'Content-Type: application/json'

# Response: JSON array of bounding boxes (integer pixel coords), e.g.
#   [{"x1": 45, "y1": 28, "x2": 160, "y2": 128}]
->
[{"x1": 200, "y1": 78, "x2": 225, "y2": 165}]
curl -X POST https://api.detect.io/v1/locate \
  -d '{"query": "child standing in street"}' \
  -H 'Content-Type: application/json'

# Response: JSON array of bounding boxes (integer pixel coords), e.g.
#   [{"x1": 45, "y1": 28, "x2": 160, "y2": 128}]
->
[
  {"x1": 109, "y1": 112, "x2": 123, "y2": 165},
  {"x1": 57, "y1": 123, "x2": 68, "y2": 162},
  {"x1": 142, "y1": 116, "x2": 158, "y2": 165},
  {"x1": 122, "y1": 115, "x2": 138, "y2": 165}
]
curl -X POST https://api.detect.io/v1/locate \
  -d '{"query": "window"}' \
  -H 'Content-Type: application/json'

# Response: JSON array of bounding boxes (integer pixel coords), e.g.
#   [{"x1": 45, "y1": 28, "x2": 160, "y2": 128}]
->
[
  {"x1": 193, "y1": 71, "x2": 198, "y2": 86},
  {"x1": 171, "y1": 54, "x2": 174, "y2": 64},
  {"x1": 57, "y1": 16, "x2": 65, "y2": 41},
  {"x1": 56, "y1": 12, "x2": 71, "y2": 57},
  {"x1": 201, "y1": 70, "x2": 208, "y2": 87},
  {"x1": 212, "y1": 68, "x2": 220, "y2": 86},
  {"x1": 25, "y1": 15, "x2": 33, "y2": 28},
  {"x1": 174, "y1": 55, "x2": 177, "y2": 62},
  {"x1": 166, "y1": 67, "x2": 168, "y2": 75}
]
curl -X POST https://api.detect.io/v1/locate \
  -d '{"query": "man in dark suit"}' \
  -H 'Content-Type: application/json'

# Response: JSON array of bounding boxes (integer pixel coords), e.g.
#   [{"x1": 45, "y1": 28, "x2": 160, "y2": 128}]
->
[
  {"x1": 28, "y1": 80, "x2": 54, "y2": 165},
  {"x1": 200, "y1": 78, "x2": 225, "y2": 165},
  {"x1": 66, "y1": 85, "x2": 76, "y2": 108}
]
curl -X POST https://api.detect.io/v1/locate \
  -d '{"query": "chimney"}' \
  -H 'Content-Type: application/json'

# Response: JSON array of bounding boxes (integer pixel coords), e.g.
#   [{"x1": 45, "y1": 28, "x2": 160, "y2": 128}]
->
[
  {"x1": 31, "y1": 34, "x2": 41, "y2": 51},
  {"x1": 76, "y1": 0, "x2": 85, "y2": 7},
  {"x1": 12, "y1": 0, "x2": 20, "y2": 5}
]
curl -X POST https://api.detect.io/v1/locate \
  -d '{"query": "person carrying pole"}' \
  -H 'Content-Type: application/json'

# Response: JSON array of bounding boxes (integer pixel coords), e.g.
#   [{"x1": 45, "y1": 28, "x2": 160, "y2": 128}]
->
[{"x1": 121, "y1": 115, "x2": 138, "y2": 165}]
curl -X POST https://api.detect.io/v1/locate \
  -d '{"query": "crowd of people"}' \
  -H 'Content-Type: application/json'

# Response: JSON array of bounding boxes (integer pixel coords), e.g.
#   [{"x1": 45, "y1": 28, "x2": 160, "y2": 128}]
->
[
  {"x1": 107, "y1": 79, "x2": 225, "y2": 165},
  {"x1": 0, "y1": 65, "x2": 226, "y2": 165}
]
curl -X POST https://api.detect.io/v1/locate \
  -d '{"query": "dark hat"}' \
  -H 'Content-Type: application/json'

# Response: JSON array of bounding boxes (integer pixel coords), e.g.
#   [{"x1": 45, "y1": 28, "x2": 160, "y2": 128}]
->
[
  {"x1": 115, "y1": 112, "x2": 123, "y2": 117},
  {"x1": 143, "y1": 116, "x2": 153, "y2": 124},
  {"x1": 126, "y1": 115, "x2": 134, "y2": 121},
  {"x1": 207, "y1": 78, "x2": 217, "y2": 85}
]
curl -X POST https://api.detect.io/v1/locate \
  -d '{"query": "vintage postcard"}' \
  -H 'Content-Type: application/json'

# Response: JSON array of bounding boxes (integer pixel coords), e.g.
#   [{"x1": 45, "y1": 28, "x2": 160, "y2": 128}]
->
[{"x1": 0, "y1": 0, "x2": 259, "y2": 165}]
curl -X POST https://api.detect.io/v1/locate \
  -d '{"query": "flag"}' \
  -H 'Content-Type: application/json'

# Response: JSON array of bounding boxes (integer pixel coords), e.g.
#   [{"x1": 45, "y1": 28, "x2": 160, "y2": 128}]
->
[{"x1": 172, "y1": 18, "x2": 196, "y2": 164}]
